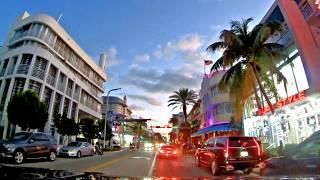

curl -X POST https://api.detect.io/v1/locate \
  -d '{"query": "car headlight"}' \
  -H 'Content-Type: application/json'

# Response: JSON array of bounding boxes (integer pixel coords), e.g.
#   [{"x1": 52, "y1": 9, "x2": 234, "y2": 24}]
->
[{"x1": 4, "y1": 144, "x2": 15, "y2": 148}]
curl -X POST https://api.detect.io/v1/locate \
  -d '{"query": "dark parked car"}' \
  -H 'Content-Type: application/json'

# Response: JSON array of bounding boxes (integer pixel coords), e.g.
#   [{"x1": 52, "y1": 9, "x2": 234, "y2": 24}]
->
[
  {"x1": 158, "y1": 144, "x2": 179, "y2": 159},
  {"x1": 259, "y1": 131, "x2": 320, "y2": 176},
  {"x1": 195, "y1": 136, "x2": 261, "y2": 175},
  {"x1": 0, "y1": 132, "x2": 58, "y2": 164}
]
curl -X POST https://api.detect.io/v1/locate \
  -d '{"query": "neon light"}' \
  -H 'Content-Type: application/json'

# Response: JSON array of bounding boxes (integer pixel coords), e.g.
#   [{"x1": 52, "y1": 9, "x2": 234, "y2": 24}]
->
[
  {"x1": 316, "y1": 0, "x2": 320, "y2": 9},
  {"x1": 257, "y1": 91, "x2": 305, "y2": 115}
]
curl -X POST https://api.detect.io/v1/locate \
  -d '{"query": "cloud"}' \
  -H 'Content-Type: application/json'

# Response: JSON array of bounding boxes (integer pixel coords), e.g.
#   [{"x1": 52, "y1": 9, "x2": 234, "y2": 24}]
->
[
  {"x1": 209, "y1": 24, "x2": 223, "y2": 31},
  {"x1": 177, "y1": 34, "x2": 203, "y2": 51},
  {"x1": 127, "y1": 94, "x2": 162, "y2": 106},
  {"x1": 129, "y1": 104, "x2": 145, "y2": 111},
  {"x1": 119, "y1": 65, "x2": 202, "y2": 94},
  {"x1": 153, "y1": 33, "x2": 204, "y2": 60},
  {"x1": 106, "y1": 47, "x2": 121, "y2": 67},
  {"x1": 134, "y1": 54, "x2": 150, "y2": 62},
  {"x1": 153, "y1": 42, "x2": 176, "y2": 60}
]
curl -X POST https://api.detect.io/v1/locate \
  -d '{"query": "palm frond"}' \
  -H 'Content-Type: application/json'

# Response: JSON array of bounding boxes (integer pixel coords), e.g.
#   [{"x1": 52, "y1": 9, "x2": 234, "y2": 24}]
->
[{"x1": 206, "y1": 41, "x2": 225, "y2": 53}]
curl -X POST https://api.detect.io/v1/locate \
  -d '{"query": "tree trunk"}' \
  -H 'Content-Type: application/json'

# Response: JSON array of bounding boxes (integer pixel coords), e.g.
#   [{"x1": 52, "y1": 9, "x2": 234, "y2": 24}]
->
[
  {"x1": 136, "y1": 123, "x2": 141, "y2": 150},
  {"x1": 251, "y1": 64, "x2": 275, "y2": 113},
  {"x1": 182, "y1": 104, "x2": 187, "y2": 125},
  {"x1": 253, "y1": 84, "x2": 262, "y2": 109}
]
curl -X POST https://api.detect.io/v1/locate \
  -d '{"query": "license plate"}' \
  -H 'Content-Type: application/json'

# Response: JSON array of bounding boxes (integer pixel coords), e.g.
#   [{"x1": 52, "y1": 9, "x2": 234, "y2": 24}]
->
[{"x1": 240, "y1": 151, "x2": 248, "y2": 157}]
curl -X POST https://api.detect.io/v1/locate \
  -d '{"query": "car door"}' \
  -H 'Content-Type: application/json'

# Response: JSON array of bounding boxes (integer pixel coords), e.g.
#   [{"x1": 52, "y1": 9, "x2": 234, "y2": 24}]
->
[
  {"x1": 213, "y1": 137, "x2": 226, "y2": 166},
  {"x1": 26, "y1": 134, "x2": 48, "y2": 157},
  {"x1": 200, "y1": 138, "x2": 215, "y2": 166},
  {"x1": 84, "y1": 142, "x2": 92, "y2": 155}
]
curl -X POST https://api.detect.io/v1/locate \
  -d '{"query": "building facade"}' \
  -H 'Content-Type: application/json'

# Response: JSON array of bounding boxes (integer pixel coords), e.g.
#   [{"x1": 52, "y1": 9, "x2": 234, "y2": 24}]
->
[
  {"x1": 187, "y1": 99, "x2": 201, "y2": 133},
  {"x1": 243, "y1": 0, "x2": 320, "y2": 147},
  {"x1": 0, "y1": 12, "x2": 106, "y2": 140},
  {"x1": 199, "y1": 71, "x2": 233, "y2": 128},
  {"x1": 102, "y1": 95, "x2": 133, "y2": 145}
]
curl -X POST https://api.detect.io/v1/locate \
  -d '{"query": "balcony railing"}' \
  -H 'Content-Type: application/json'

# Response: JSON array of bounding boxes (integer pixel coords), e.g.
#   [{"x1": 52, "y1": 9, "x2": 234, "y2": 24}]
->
[
  {"x1": 31, "y1": 67, "x2": 45, "y2": 80},
  {"x1": 57, "y1": 82, "x2": 65, "y2": 92},
  {"x1": 17, "y1": 64, "x2": 30, "y2": 75},
  {"x1": 66, "y1": 88, "x2": 72, "y2": 97},
  {"x1": 46, "y1": 74, "x2": 56, "y2": 87}
]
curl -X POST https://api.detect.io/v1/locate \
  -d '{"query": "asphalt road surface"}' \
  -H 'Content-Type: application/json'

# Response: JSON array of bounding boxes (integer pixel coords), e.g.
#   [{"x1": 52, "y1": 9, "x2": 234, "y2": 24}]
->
[{"x1": 1, "y1": 149, "x2": 259, "y2": 178}]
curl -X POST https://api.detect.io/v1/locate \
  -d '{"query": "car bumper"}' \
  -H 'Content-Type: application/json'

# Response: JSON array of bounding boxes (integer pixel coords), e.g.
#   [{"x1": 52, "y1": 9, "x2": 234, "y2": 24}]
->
[
  {"x1": 223, "y1": 160, "x2": 260, "y2": 171},
  {"x1": 0, "y1": 152, "x2": 13, "y2": 158},
  {"x1": 158, "y1": 153, "x2": 178, "y2": 158},
  {"x1": 59, "y1": 151, "x2": 78, "y2": 157}
]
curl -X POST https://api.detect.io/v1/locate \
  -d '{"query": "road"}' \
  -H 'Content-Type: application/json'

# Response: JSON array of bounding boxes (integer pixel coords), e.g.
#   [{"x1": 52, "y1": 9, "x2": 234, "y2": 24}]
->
[{"x1": 1, "y1": 149, "x2": 259, "y2": 178}]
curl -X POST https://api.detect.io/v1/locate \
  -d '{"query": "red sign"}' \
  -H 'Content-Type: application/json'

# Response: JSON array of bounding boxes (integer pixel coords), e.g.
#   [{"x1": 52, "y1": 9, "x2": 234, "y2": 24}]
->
[{"x1": 256, "y1": 91, "x2": 305, "y2": 115}]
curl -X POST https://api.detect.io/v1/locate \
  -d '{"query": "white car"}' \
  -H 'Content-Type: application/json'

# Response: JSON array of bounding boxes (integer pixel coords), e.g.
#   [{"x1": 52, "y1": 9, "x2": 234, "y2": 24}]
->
[{"x1": 59, "y1": 141, "x2": 94, "y2": 158}]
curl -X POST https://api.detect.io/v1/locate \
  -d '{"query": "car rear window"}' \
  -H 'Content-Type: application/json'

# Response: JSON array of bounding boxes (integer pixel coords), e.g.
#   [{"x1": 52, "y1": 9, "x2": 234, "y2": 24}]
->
[
  {"x1": 161, "y1": 145, "x2": 175, "y2": 150},
  {"x1": 228, "y1": 137, "x2": 257, "y2": 147}
]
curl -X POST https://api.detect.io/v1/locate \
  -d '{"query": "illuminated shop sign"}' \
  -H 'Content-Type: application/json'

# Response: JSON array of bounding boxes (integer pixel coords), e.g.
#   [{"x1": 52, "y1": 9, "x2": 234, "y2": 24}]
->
[
  {"x1": 256, "y1": 91, "x2": 305, "y2": 115},
  {"x1": 316, "y1": 0, "x2": 320, "y2": 9}
]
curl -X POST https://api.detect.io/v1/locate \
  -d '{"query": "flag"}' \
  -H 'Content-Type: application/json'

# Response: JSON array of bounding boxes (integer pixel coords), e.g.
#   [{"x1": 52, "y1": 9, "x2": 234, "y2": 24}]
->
[{"x1": 204, "y1": 60, "x2": 213, "y2": 65}]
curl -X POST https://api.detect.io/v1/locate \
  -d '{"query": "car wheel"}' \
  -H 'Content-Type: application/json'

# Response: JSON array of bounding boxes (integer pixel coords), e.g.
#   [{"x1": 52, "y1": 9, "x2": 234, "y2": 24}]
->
[
  {"x1": 195, "y1": 156, "x2": 200, "y2": 167},
  {"x1": 91, "y1": 150, "x2": 94, "y2": 156},
  {"x1": 210, "y1": 160, "x2": 220, "y2": 176},
  {"x1": 48, "y1": 151, "x2": 56, "y2": 161},
  {"x1": 14, "y1": 151, "x2": 24, "y2": 164},
  {"x1": 77, "y1": 151, "x2": 81, "y2": 158}
]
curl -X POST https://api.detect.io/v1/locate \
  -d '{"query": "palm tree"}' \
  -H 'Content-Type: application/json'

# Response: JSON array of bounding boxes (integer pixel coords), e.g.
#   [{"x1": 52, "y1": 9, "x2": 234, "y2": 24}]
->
[
  {"x1": 132, "y1": 122, "x2": 147, "y2": 149},
  {"x1": 168, "y1": 88, "x2": 198, "y2": 125},
  {"x1": 207, "y1": 18, "x2": 288, "y2": 120}
]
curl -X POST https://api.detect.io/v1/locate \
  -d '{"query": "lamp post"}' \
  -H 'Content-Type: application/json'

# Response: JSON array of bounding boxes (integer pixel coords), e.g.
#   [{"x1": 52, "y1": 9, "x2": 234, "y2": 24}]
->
[{"x1": 103, "y1": 88, "x2": 121, "y2": 148}]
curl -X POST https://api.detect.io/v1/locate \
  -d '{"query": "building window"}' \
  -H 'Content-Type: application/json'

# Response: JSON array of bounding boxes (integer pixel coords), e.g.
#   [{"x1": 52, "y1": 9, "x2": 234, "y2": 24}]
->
[
  {"x1": 46, "y1": 65, "x2": 57, "y2": 87},
  {"x1": 12, "y1": 78, "x2": 26, "y2": 97},
  {"x1": 0, "y1": 59, "x2": 9, "y2": 77},
  {"x1": 43, "y1": 87, "x2": 53, "y2": 110},
  {"x1": 0, "y1": 79, "x2": 11, "y2": 111},
  {"x1": 28, "y1": 80, "x2": 42, "y2": 95},
  {"x1": 7, "y1": 56, "x2": 18, "y2": 75},
  {"x1": 53, "y1": 93, "x2": 62, "y2": 115},
  {"x1": 17, "y1": 54, "x2": 33, "y2": 75},
  {"x1": 63, "y1": 98, "x2": 70, "y2": 115},
  {"x1": 32, "y1": 56, "x2": 47, "y2": 80}
]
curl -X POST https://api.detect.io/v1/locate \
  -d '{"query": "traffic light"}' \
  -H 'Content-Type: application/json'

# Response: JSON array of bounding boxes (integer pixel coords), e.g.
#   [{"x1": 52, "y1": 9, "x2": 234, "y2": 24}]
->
[{"x1": 172, "y1": 125, "x2": 178, "y2": 129}]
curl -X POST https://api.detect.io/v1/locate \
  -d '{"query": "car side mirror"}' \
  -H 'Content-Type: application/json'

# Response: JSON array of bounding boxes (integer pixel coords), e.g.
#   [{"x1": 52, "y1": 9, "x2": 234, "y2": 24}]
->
[{"x1": 29, "y1": 139, "x2": 35, "y2": 144}]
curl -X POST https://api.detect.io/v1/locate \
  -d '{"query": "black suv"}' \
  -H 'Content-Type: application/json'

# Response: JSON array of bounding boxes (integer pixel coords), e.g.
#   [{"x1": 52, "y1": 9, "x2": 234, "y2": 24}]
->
[
  {"x1": 0, "y1": 132, "x2": 58, "y2": 164},
  {"x1": 195, "y1": 136, "x2": 261, "y2": 175}
]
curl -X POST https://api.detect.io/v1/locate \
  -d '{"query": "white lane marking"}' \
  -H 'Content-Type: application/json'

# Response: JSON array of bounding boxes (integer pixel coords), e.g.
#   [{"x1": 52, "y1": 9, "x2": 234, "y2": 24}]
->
[
  {"x1": 132, "y1": 156, "x2": 151, "y2": 160},
  {"x1": 147, "y1": 152, "x2": 157, "y2": 176}
]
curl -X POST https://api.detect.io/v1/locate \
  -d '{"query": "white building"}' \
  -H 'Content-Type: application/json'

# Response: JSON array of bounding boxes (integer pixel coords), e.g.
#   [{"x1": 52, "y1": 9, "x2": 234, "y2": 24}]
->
[
  {"x1": 199, "y1": 71, "x2": 233, "y2": 128},
  {"x1": 0, "y1": 12, "x2": 106, "y2": 141}
]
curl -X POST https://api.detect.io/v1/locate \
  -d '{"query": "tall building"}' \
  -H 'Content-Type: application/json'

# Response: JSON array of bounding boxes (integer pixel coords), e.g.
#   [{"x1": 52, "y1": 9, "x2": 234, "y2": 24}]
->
[
  {"x1": 102, "y1": 95, "x2": 133, "y2": 145},
  {"x1": 0, "y1": 12, "x2": 106, "y2": 140},
  {"x1": 243, "y1": 0, "x2": 320, "y2": 147}
]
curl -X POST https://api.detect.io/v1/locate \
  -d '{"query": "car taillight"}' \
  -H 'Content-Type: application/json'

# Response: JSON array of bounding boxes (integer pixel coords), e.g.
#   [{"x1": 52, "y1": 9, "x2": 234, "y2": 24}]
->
[
  {"x1": 159, "y1": 149, "x2": 165, "y2": 154},
  {"x1": 173, "y1": 150, "x2": 178, "y2": 154},
  {"x1": 225, "y1": 138, "x2": 229, "y2": 159},
  {"x1": 253, "y1": 138, "x2": 261, "y2": 157}
]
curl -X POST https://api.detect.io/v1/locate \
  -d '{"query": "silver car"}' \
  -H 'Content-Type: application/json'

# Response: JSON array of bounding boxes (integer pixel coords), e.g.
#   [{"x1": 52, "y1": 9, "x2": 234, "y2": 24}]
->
[{"x1": 59, "y1": 141, "x2": 94, "y2": 158}]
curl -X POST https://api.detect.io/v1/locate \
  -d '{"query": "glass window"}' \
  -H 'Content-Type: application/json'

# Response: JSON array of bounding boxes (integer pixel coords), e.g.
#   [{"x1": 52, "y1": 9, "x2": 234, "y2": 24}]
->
[
  {"x1": 292, "y1": 56, "x2": 309, "y2": 92},
  {"x1": 32, "y1": 134, "x2": 49, "y2": 141},
  {"x1": 215, "y1": 137, "x2": 226, "y2": 147},
  {"x1": 280, "y1": 63, "x2": 297, "y2": 96}
]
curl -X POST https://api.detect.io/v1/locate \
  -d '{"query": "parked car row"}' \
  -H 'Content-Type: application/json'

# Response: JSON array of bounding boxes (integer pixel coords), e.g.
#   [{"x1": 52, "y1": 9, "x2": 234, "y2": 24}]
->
[{"x1": 0, "y1": 132, "x2": 103, "y2": 164}]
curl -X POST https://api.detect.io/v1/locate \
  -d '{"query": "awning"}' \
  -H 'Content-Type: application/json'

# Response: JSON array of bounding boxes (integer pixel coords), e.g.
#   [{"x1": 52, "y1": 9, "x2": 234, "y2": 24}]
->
[{"x1": 191, "y1": 123, "x2": 239, "y2": 137}]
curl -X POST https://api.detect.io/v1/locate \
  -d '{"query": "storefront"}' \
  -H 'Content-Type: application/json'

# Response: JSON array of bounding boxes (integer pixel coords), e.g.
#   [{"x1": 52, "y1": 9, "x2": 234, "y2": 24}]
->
[{"x1": 243, "y1": 49, "x2": 320, "y2": 148}]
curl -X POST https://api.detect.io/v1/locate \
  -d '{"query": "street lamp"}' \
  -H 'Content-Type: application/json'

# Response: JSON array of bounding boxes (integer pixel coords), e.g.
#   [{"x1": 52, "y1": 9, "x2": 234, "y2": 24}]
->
[{"x1": 103, "y1": 88, "x2": 121, "y2": 148}]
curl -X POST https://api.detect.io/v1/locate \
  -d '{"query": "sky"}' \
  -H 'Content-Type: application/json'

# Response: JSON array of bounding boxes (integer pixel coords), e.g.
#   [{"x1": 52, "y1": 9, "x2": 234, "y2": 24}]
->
[{"x1": 0, "y1": 0, "x2": 275, "y2": 129}]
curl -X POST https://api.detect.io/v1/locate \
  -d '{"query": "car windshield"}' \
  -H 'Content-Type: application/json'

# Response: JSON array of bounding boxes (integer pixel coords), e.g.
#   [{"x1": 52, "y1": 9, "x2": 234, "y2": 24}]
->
[
  {"x1": 67, "y1": 142, "x2": 82, "y2": 147},
  {"x1": 8, "y1": 132, "x2": 32, "y2": 141},
  {"x1": 1, "y1": 0, "x2": 320, "y2": 179}
]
